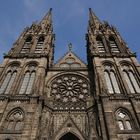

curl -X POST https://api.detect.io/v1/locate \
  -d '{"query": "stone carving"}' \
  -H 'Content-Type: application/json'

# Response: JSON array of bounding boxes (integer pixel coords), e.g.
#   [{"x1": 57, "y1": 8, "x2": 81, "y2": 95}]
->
[{"x1": 50, "y1": 74, "x2": 89, "y2": 110}]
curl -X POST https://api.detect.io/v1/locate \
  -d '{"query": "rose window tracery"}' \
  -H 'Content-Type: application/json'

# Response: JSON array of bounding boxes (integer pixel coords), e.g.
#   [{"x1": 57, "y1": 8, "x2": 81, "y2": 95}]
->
[{"x1": 50, "y1": 74, "x2": 89, "y2": 110}]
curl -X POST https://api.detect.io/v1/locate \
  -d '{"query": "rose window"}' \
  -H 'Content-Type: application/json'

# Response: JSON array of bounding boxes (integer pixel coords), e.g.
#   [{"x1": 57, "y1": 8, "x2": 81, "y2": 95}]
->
[{"x1": 50, "y1": 74, "x2": 89, "y2": 110}]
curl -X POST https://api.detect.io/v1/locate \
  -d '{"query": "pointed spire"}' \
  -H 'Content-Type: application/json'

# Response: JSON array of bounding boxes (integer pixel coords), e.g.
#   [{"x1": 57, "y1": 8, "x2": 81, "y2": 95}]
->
[
  {"x1": 89, "y1": 8, "x2": 101, "y2": 29},
  {"x1": 40, "y1": 8, "x2": 52, "y2": 28}
]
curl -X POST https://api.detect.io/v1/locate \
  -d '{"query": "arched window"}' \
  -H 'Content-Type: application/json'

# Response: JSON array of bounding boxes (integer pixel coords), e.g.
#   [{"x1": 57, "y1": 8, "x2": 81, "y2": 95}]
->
[
  {"x1": 21, "y1": 36, "x2": 32, "y2": 53},
  {"x1": 96, "y1": 36, "x2": 105, "y2": 53},
  {"x1": 109, "y1": 36, "x2": 119, "y2": 53},
  {"x1": 122, "y1": 65, "x2": 140, "y2": 93},
  {"x1": 104, "y1": 65, "x2": 121, "y2": 94},
  {"x1": 6, "y1": 109, "x2": 24, "y2": 131},
  {"x1": 0, "y1": 65, "x2": 18, "y2": 94},
  {"x1": 19, "y1": 65, "x2": 36, "y2": 94},
  {"x1": 35, "y1": 36, "x2": 44, "y2": 53},
  {"x1": 116, "y1": 109, "x2": 133, "y2": 131}
]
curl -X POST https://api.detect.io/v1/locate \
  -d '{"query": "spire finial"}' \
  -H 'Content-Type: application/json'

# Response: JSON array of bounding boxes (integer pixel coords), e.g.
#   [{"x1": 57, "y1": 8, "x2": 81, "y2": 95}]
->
[
  {"x1": 68, "y1": 43, "x2": 72, "y2": 51},
  {"x1": 40, "y1": 8, "x2": 52, "y2": 28},
  {"x1": 89, "y1": 8, "x2": 101, "y2": 29}
]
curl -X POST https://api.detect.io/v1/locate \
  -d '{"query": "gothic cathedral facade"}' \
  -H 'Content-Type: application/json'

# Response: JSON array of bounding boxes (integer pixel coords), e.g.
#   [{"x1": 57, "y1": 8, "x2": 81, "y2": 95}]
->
[{"x1": 0, "y1": 8, "x2": 140, "y2": 140}]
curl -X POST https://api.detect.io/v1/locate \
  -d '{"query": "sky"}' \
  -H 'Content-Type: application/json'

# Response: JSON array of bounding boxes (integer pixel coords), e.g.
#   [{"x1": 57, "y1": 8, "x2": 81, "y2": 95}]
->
[{"x1": 0, "y1": 0, "x2": 140, "y2": 64}]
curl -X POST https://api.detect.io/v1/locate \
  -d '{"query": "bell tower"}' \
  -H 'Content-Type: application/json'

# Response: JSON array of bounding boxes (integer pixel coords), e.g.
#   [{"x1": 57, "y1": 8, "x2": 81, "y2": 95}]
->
[
  {"x1": 86, "y1": 8, "x2": 140, "y2": 140},
  {"x1": 0, "y1": 9, "x2": 55, "y2": 139},
  {"x1": 6, "y1": 8, "x2": 54, "y2": 67}
]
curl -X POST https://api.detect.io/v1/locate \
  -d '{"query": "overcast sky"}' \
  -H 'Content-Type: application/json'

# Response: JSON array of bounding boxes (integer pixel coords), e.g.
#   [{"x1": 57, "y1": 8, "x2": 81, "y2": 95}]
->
[{"x1": 0, "y1": 0, "x2": 140, "y2": 64}]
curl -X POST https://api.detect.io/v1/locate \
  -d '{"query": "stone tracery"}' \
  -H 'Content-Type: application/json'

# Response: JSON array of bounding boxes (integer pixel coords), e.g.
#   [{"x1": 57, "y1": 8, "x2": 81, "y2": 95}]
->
[{"x1": 50, "y1": 74, "x2": 89, "y2": 110}]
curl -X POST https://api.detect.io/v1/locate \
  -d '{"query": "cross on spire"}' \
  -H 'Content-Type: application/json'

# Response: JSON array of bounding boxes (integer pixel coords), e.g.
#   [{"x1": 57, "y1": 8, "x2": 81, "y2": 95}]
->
[{"x1": 68, "y1": 43, "x2": 72, "y2": 51}]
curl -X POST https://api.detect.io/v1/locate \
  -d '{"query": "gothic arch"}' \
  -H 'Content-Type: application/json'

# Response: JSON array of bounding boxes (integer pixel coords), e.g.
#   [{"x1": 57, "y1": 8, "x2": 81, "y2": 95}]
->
[
  {"x1": 6, "y1": 107, "x2": 25, "y2": 118},
  {"x1": 120, "y1": 61, "x2": 139, "y2": 77},
  {"x1": 59, "y1": 132, "x2": 80, "y2": 140},
  {"x1": 102, "y1": 62, "x2": 121, "y2": 94},
  {"x1": 4, "y1": 62, "x2": 20, "y2": 74},
  {"x1": 102, "y1": 60, "x2": 115, "y2": 67},
  {"x1": 96, "y1": 35, "x2": 106, "y2": 53},
  {"x1": 119, "y1": 60, "x2": 133, "y2": 66},
  {"x1": 7, "y1": 61, "x2": 21, "y2": 68},
  {"x1": 24, "y1": 35, "x2": 32, "y2": 42},
  {"x1": 3, "y1": 107, "x2": 24, "y2": 131},
  {"x1": 35, "y1": 35, "x2": 45, "y2": 53},
  {"x1": 24, "y1": 61, "x2": 38, "y2": 69},
  {"x1": 38, "y1": 35, "x2": 45, "y2": 42},
  {"x1": 54, "y1": 128, "x2": 85, "y2": 140},
  {"x1": 19, "y1": 69, "x2": 36, "y2": 95},
  {"x1": 0, "y1": 64, "x2": 19, "y2": 94},
  {"x1": 108, "y1": 35, "x2": 119, "y2": 45},
  {"x1": 46, "y1": 72, "x2": 89, "y2": 85},
  {"x1": 108, "y1": 35, "x2": 120, "y2": 53},
  {"x1": 120, "y1": 62, "x2": 140, "y2": 93},
  {"x1": 114, "y1": 107, "x2": 135, "y2": 130}
]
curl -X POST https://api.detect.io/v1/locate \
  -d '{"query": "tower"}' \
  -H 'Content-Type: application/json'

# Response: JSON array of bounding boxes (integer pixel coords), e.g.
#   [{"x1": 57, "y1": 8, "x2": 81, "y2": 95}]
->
[
  {"x1": 0, "y1": 9, "x2": 55, "y2": 139},
  {"x1": 0, "y1": 8, "x2": 140, "y2": 140},
  {"x1": 86, "y1": 8, "x2": 140, "y2": 140}
]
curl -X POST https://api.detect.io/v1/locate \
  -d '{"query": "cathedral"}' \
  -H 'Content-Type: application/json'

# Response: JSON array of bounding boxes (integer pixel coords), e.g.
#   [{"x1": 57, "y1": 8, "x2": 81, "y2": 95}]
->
[{"x1": 0, "y1": 8, "x2": 140, "y2": 140}]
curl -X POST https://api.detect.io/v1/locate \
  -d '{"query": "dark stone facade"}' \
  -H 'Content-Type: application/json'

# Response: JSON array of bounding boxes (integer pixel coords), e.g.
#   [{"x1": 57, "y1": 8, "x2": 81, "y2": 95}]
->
[{"x1": 0, "y1": 8, "x2": 140, "y2": 140}]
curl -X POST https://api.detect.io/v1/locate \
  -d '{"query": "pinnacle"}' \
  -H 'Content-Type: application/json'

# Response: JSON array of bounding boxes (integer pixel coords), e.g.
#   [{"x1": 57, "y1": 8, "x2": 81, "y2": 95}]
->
[{"x1": 68, "y1": 43, "x2": 72, "y2": 52}]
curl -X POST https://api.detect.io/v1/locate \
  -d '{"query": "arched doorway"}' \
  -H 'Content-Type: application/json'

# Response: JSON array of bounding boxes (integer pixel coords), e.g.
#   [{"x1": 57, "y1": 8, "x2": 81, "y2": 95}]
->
[{"x1": 59, "y1": 132, "x2": 80, "y2": 140}]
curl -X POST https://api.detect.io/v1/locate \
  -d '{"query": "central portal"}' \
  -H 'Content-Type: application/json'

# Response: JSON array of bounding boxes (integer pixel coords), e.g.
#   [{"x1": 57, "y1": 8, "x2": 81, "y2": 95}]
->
[{"x1": 59, "y1": 132, "x2": 80, "y2": 140}]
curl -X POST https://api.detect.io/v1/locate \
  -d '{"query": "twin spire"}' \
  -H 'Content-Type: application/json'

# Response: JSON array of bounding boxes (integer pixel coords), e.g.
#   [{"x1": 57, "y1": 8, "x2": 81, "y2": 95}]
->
[
  {"x1": 39, "y1": 8, "x2": 101, "y2": 50},
  {"x1": 40, "y1": 8, "x2": 100, "y2": 29}
]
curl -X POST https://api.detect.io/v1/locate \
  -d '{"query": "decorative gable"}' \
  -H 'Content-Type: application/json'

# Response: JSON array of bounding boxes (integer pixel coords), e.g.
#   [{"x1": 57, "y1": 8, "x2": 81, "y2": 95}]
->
[{"x1": 54, "y1": 49, "x2": 86, "y2": 68}]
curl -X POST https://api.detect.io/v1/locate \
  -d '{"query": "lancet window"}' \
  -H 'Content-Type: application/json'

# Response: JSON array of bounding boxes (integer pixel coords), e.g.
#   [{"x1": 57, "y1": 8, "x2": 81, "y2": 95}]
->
[
  {"x1": 21, "y1": 36, "x2": 32, "y2": 53},
  {"x1": 96, "y1": 36, "x2": 105, "y2": 53},
  {"x1": 0, "y1": 65, "x2": 19, "y2": 94},
  {"x1": 109, "y1": 36, "x2": 120, "y2": 53},
  {"x1": 5, "y1": 109, "x2": 24, "y2": 131},
  {"x1": 122, "y1": 65, "x2": 140, "y2": 93},
  {"x1": 104, "y1": 65, "x2": 121, "y2": 94},
  {"x1": 116, "y1": 109, "x2": 133, "y2": 131},
  {"x1": 19, "y1": 64, "x2": 36, "y2": 94},
  {"x1": 35, "y1": 36, "x2": 44, "y2": 53}
]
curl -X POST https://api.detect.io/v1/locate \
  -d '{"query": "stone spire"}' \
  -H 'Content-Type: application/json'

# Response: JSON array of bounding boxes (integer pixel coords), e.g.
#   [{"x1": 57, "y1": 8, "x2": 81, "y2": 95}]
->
[
  {"x1": 89, "y1": 8, "x2": 101, "y2": 29},
  {"x1": 40, "y1": 8, "x2": 52, "y2": 28}
]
